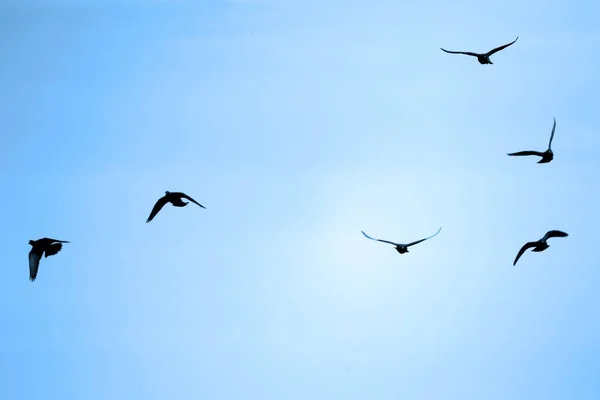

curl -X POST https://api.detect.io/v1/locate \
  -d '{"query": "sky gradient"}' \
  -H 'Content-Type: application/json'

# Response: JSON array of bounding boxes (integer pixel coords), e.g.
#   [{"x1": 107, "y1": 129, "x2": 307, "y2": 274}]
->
[{"x1": 1, "y1": 0, "x2": 600, "y2": 399}]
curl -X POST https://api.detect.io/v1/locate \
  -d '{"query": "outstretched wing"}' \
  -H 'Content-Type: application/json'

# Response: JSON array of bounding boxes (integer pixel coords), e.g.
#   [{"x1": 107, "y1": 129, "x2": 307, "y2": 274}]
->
[
  {"x1": 543, "y1": 230, "x2": 568, "y2": 241},
  {"x1": 28, "y1": 249, "x2": 42, "y2": 281},
  {"x1": 406, "y1": 227, "x2": 442, "y2": 247},
  {"x1": 513, "y1": 241, "x2": 537, "y2": 266},
  {"x1": 486, "y1": 36, "x2": 519, "y2": 56},
  {"x1": 44, "y1": 238, "x2": 69, "y2": 244},
  {"x1": 146, "y1": 195, "x2": 169, "y2": 223},
  {"x1": 440, "y1": 48, "x2": 480, "y2": 57},
  {"x1": 44, "y1": 242, "x2": 64, "y2": 258},
  {"x1": 548, "y1": 117, "x2": 556, "y2": 150},
  {"x1": 507, "y1": 150, "x2": 545, "y2": 157},
  {"x1": 361, "y1": 231, "x2": 401, "y2": 246},
  {"x1": 176, "y1": 192, "x2": 206, "y2": 209}
]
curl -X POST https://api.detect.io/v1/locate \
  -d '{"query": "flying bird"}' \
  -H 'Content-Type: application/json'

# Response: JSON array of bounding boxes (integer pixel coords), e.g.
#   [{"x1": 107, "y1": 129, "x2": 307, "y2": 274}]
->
[
  {"x1": 146, "y1": 191, "x2": 206, "y2": 223},
  {"x1": 441, "y1": 36, "x2": 518, "y2": 64},
  {"x1": 507, "y1": 117, "x2": 557, "y2": 164},
  {"x1": 513, "y1": 230, "x2": 568, "y2": 266},
  {"x1": 361, "y1": 227, "x2": 441, "y2": 254},
  {"x1": 28, "y1": 238, "x2": 69, "y2": 281}
]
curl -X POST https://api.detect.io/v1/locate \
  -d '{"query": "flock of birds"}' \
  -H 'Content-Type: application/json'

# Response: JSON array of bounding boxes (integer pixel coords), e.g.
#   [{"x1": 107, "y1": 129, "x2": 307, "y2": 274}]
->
[
  {"x1": 27, "y1": 36, "x2": 568, "y2": 281},
  {"x1": 27, "y1": 191, "x2": 206, "y2": 281}
]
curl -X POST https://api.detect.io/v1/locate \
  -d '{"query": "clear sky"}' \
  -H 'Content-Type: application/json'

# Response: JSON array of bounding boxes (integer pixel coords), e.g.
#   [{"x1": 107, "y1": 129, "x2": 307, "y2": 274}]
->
[{"x1": 2, "y1": 0, "x2": 600, "y2": 399}]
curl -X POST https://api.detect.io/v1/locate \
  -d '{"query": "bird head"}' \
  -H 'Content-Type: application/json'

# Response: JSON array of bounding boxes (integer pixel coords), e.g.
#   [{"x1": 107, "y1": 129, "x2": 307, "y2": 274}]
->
[
  {"x1": 28, "y1": 240, "x2": 34, "y2": 245},
  {"x1": 165, "y1": 191, "x2": 170, "y2": 195}
]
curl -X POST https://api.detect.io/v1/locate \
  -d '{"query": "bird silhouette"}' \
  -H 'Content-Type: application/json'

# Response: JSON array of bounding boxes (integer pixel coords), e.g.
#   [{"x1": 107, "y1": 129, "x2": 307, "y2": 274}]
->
[
  {"x1": 361, "y1": 227, "x2": 441, "y2": 254},
  {"x1": 28, "y1": 238, "x2": 69, "y2": 281},
  {"x1": 513, "y1": 230, "x2": 568, "y2": 266},
  {"x1": 507, "y1": 117, "x2": 557, "y2": 164},
  {"x1": 441, "y1": 37, "x2": 518, "y2": 64},
  {"x1": 146, "y1": 191, "x2": 206, "y2": 223}
]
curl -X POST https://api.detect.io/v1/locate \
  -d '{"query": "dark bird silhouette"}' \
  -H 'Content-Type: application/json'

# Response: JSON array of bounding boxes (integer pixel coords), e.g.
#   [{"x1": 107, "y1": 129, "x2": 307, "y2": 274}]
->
[
  {"x1": 28, "y1": 238, "x2": 69, "y2": 281},
  {"x1": 441, "y1": 37, "x2": 518, "y2": 64},
  {"x1": 361, "y1": 227, "x2": 441, "y2": 254},
  {"x1": 146, "y1": 191, "x2": 206, "y2": 223},
  {"x1": 507, "y1": 117, "x2": 557, "y2": 164},
  {"x1": 513, "y1": 230, "x2": 568, "y2": 266}
]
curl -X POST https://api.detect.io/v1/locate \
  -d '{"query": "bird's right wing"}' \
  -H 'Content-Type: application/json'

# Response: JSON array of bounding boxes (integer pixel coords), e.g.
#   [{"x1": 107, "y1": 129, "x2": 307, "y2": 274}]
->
[
  {"x1": 507, "y1": 150, "x2": 545, "y2": 157},
  {"x1": 146, "y1": 196, "x2": 168, "y2": 223},
  {"x1": 361, "y1": 231, "x2": 400, "y2": 246},
  {"x1": 29, "y1": 249, "x2": 42, "y2": 281},
  {"x1": 543, "y1": 230, "x2": 568, "y2": 241},
  {"x1": 440, "y1": 48, "x2": 480, "y2": 57},
  {"x1": 513, "y1": 241, "x2": 537, "y2": 266},
  {"x1": 548, "y1": 117, "x2": 556, "y2": 150},
  {"x1": 486, "y1": 36, "x2": 519, "y2": 56}
]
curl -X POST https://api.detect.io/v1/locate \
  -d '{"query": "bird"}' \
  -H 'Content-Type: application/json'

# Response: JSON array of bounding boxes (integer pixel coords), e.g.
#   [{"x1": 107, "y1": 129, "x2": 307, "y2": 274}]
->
[
  {"x1": 507, "y1": 117, "x2": 557, "y2": 164},
  {"x1": 361, "y1": 227, "x2": 441, "y2": 254},
  {"x1": 513, "y1": 230, "x2": 568, "y2": 266},
  {"x1": 28, "y1": 238, "x2": 69, "y2": 281},
  {"x1": 440, "y1": 36, "x2": 518, "y2": 64},
  {"x1": 146, "y1": 191, "x2": 206, "y2": 223}
]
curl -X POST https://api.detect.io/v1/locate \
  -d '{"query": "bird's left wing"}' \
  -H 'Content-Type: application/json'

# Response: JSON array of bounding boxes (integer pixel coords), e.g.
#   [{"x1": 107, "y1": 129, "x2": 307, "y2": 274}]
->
[
  {"x1": 548, "y1": 117, "x2": 556, "y2": 150},
  {"x1": 44, "y1": 242, "x2": 65, "y2": 258},
  {"x1": 406, "y1": 227, "x2": 442, "y2": 247},
  {"x1": 178, "y1": 192, "x2": 206, "y2": 209},
  {"x1": 487, "y1": 36, "x2": 519, "y2": 56},
  {"x1": 543, "y1": 230, "x2": 568, "y2": 241}
]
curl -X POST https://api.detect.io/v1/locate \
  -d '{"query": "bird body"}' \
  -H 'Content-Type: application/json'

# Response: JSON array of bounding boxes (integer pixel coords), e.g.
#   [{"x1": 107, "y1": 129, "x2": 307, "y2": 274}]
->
[
  {"x1": 396, "y1": 246, "x2": 409, "y2": 254},
  {"x1": 441, "y1": 37, "x2": 518, "y2": 64},
  {"x1": 477, "y1": 55, "x2": 492, "y2": 64},
  {"x1": 513, "y1": 230, "x2": 568, "y2": 266},
  {"x1": 146, "y1": 191, "x2": 206, "y2": 223},
  {"x1": 508, "y1": 118, "x2": 557, "y2": 164},
  {"x1": 530, "y1": 242, "x2": 550, "y2": 252},
  {"x1": 28, "y1": 238, "x2": 69, "y2": 281},
  {"x1": 361, "y1": 227, "x2": 442, "y2": 254}
]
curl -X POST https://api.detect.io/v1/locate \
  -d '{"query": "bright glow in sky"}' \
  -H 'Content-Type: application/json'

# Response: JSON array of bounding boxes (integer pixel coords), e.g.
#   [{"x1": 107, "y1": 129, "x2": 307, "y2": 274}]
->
[{"x1": 2, "y1": 0, "x2": 600, "y2": 399}]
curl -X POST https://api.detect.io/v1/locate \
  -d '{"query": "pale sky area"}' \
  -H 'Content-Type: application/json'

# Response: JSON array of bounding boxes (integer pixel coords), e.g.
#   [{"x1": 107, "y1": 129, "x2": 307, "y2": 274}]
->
[{"x1": 1, "y1": 0, "x2": 600, "y2": 399}]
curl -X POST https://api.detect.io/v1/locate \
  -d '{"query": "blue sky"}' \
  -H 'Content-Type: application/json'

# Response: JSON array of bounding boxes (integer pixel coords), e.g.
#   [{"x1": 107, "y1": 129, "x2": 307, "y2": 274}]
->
[{"x1": 1, "y1": 0, "x2": 600, "y2": 398}]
